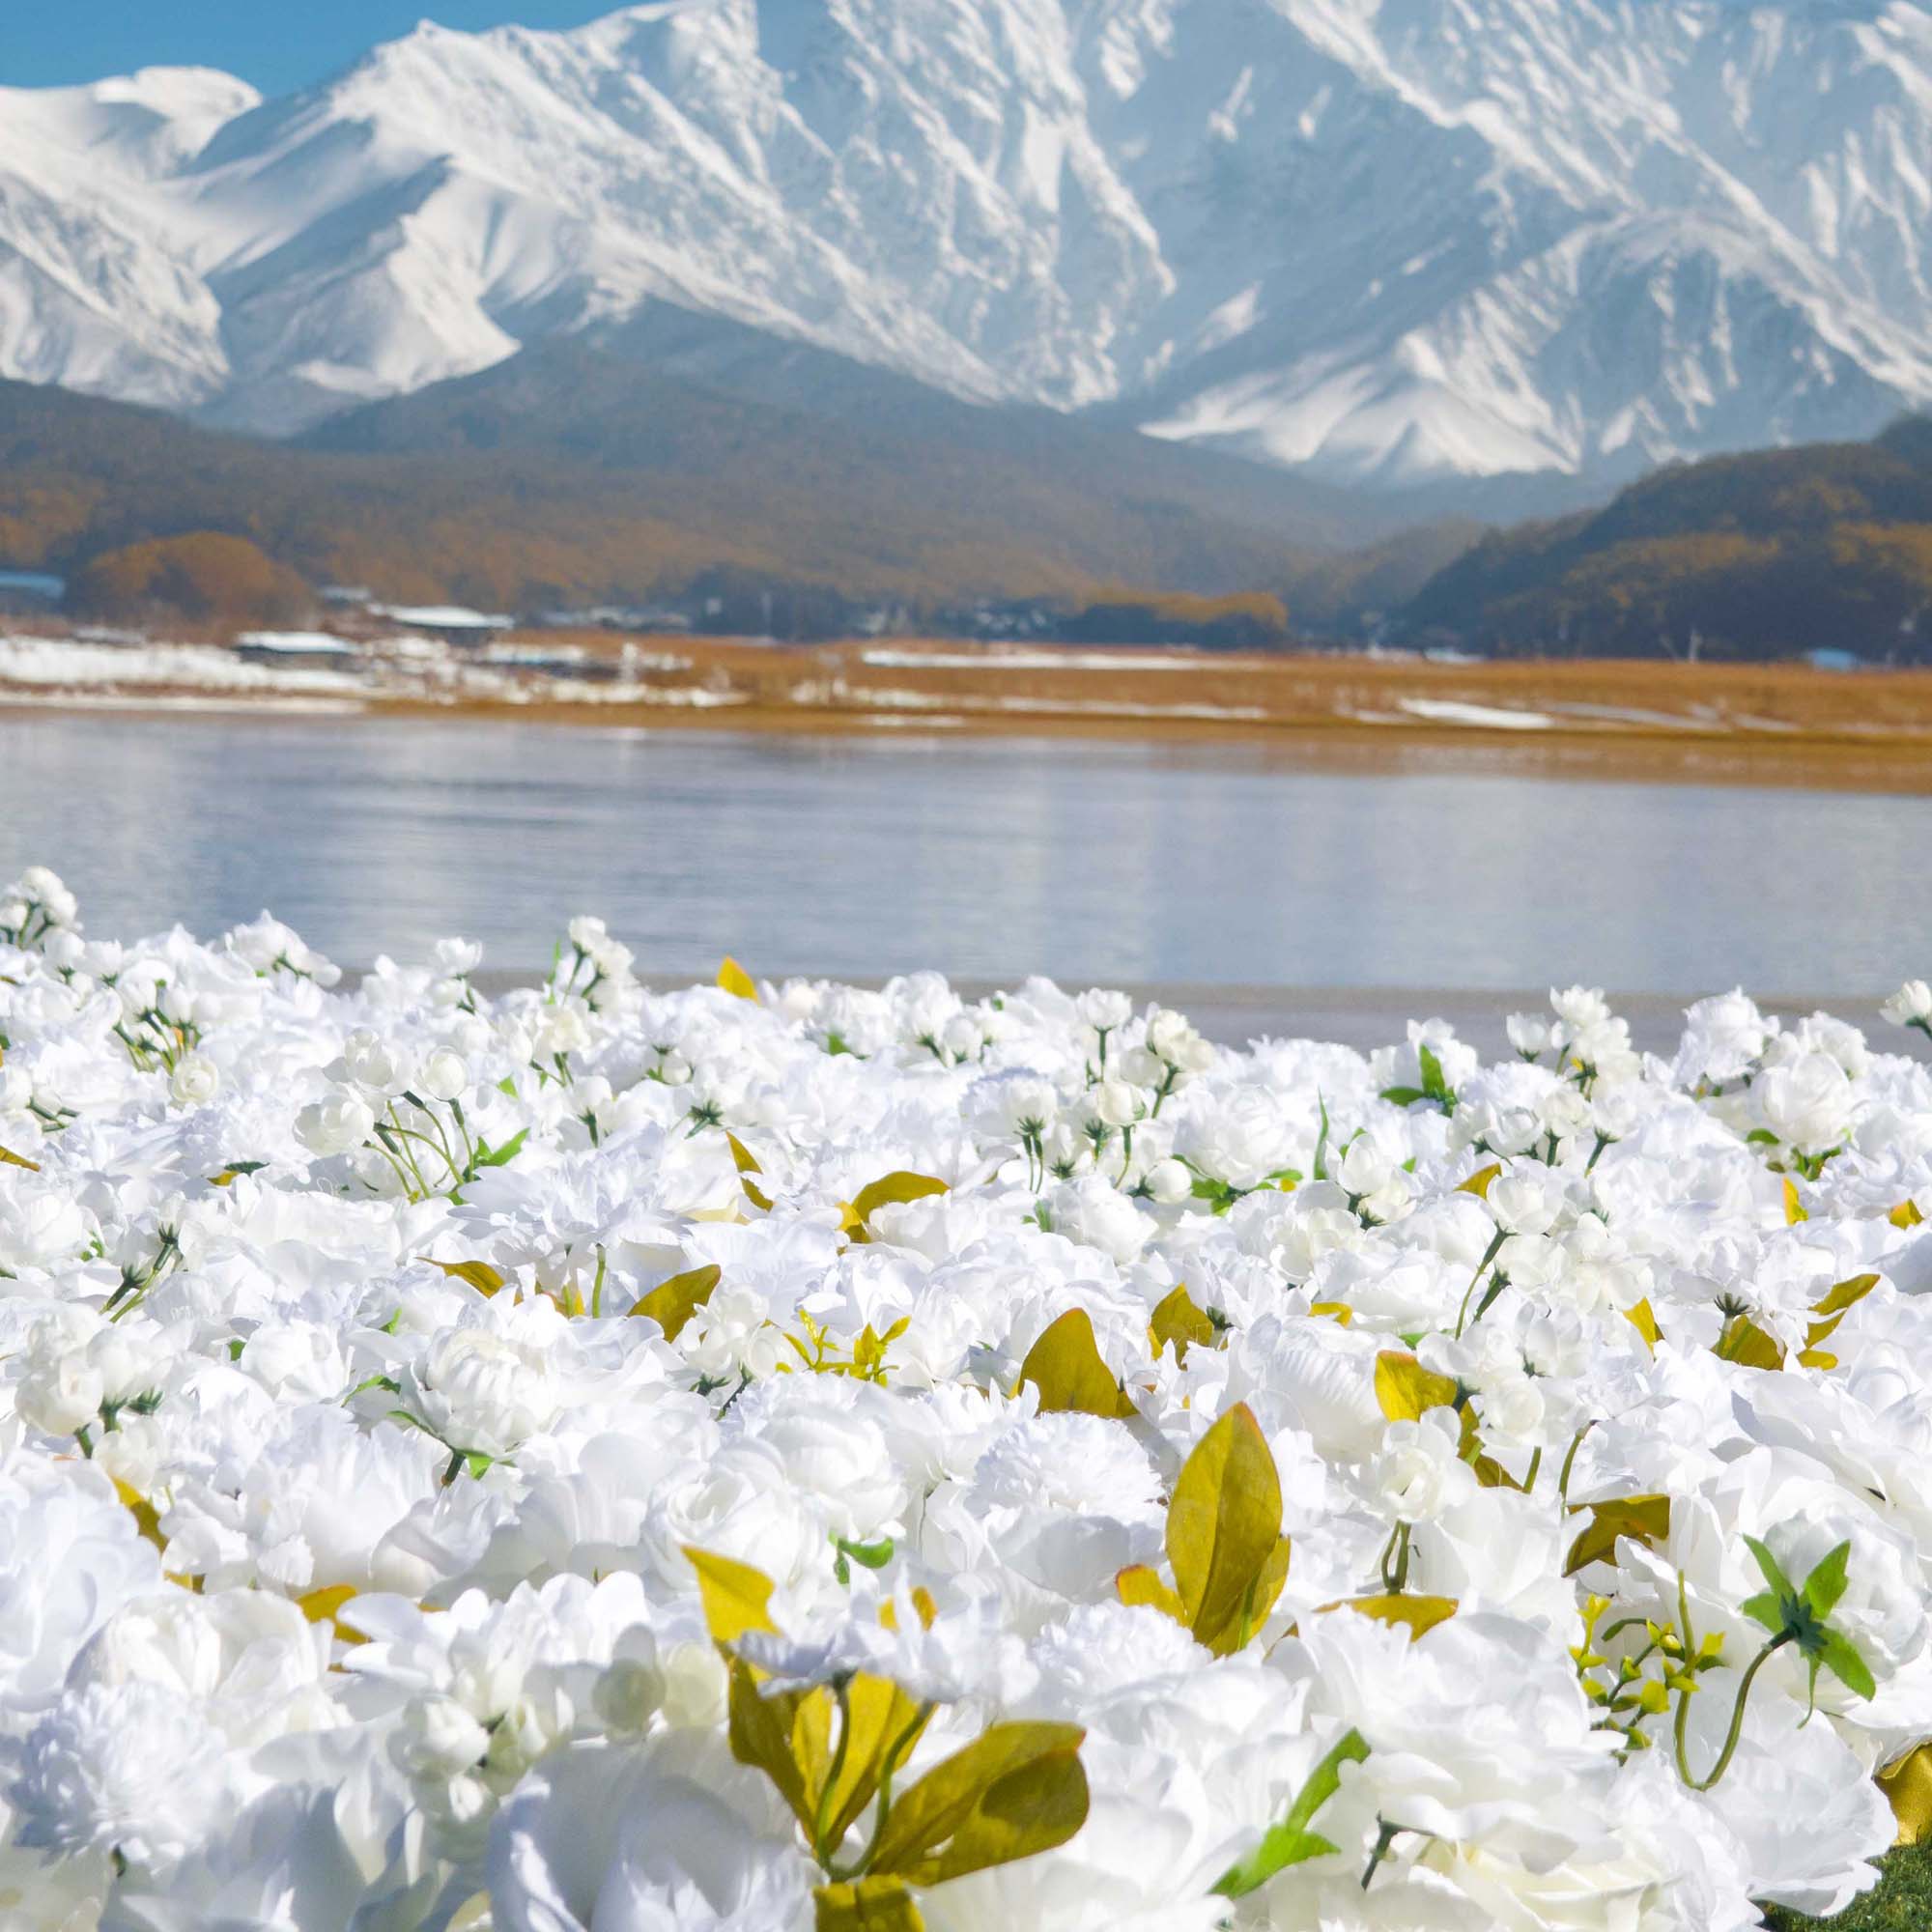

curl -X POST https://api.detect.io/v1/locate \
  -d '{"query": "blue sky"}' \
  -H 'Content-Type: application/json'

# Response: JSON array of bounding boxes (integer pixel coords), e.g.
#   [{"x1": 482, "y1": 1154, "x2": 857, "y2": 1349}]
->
[{"x1": 4, "y1": 6, "x2": 618, "y2": 95}]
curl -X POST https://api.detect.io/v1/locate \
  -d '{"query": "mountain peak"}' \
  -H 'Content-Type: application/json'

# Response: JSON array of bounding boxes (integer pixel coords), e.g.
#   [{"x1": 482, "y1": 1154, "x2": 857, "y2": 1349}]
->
[{"x1": 1, "y1": 0, "x2": 1929, "y2": 487}]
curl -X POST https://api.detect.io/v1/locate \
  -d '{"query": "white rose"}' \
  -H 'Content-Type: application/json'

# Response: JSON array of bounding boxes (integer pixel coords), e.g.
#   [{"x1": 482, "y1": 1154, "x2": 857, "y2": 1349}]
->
[
  {"x1": 1754, "y1": 1051, "x2": 1855, "y2": 1154},
  {"x1": 341, "y1": 1029, "x2": 412, "y2": 1096},
  {"x1": 1882, "y1": 980, "x2": 1932, "y2": 1027},
  {"x1": 420, "y1": 1048, "x2": 469, "y2": 1103},
  {"x1": 168, "y1": 1053, "x2": 219, "y2": 1109},
  {"x1": 1090, "y1": 1076, "x2": 1141, "y2": 1128},
  {"x1": 1075, "y1": 988, "x2": 1132, "y2": 1034},
  {"x1": 17, "y1": 1353, "x2": 105, "y2": 1437},
  {"x1": 296, "y1": 1089, "x2": 376, "y2": 1157},
  {"x1": 1372, "y1": 1410, "x2": 1476, "y2": 1523}
]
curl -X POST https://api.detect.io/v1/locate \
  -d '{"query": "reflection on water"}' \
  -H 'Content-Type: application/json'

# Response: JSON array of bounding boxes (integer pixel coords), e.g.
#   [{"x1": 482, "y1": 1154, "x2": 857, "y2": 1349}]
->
[{"x1": 1, "y1": 713, "x2": 1923, "y2": 992}]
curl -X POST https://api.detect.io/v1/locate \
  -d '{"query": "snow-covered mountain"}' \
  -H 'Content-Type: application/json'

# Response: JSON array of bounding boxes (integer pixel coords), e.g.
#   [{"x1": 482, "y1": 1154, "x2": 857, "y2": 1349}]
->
[{"x1": 4, "y1": 0, "x2": 1932, "y2": 490}]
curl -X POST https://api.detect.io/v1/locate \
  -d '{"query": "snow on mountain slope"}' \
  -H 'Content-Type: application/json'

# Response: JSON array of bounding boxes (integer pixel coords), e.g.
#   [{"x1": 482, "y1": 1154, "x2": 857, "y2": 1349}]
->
[{"x1": 1, "y1": 0, "x2": 1930, "y2": 485}]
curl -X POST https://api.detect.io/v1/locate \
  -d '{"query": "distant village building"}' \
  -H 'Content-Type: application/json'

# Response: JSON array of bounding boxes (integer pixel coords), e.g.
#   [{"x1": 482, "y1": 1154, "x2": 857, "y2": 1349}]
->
[{"x1": 371, "y1": 604, "x2": 516, "y2": 646}]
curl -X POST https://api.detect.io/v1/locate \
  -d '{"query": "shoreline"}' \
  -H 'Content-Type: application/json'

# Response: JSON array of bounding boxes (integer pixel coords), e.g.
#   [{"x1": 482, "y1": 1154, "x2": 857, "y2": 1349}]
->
[{"x1": 10, "y1": 630, "x2": 1932, "y2": 792}]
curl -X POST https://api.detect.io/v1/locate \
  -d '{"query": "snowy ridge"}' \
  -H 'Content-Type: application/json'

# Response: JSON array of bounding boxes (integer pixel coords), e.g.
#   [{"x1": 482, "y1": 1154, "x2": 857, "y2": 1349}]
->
[{"x1": 2, "y1": 1, "x2": 1931, "y2": 486}]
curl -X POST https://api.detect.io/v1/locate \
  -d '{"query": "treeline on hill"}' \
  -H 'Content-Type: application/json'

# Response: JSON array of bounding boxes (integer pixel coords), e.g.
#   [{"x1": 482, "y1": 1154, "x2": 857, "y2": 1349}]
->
[
  {"x1": 1401, "y1": 417, "x2": 1932, "y2": 660},
  {"x1": 0, "y1": 349, "x2": 1460, "y2": 639}
]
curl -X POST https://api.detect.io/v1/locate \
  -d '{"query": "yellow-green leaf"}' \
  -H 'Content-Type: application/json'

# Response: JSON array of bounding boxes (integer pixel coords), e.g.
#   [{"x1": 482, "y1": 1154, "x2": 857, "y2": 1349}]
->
[
  {"x1": 114, "y1": 1478, "x2": 166, "y2": 1553},
  {"x1": 1204, "y1": 1532, "x2": 1292, "y2": 1658},
  {"x1": 1168, "y1": 1403, "x2": 1284, "y2": 1649},
  {"x1": 1624, "y1": 1298, "x2": 1661, "y2": 1351},
  {"x1": 0, "y1": 1144, "x2": 40, "y2": 1172},
  {"x1": 1115, "y1": 1564, "x2": 1188, "y2": 1624},
  {"x1": 1458, "y1": 1162, "x2": 1502, "y2": 1199},
  {"x1": 725, "y1": 1132, "x2": 776, "y2": 1210},
  {"x1": 1374, "y1": 1351, "x2": 1460, "y2": 1422},
  {"x1": 794, "y1": 1672, "x2": 933, "y2": 1851},
  {"x1": 1880, "y1": 1743, "x2": 1932, "y2": 1848},
  {"x1": 1806, "y1": 1273, "x2": 1879, "y2": 1355},
  {"x1": 1149, "y1": 1285, "x2": 1216, "y2": 1365},
  {"x1": 728, "y1": 1659, "x2": 816, "y2": 1828},
  {"x1": 1018, "y1": 1309, "x2": 1136, "y2": 1421},
  {"x1": 633, "y1": 1264, "x2": 723, "y2": 1341},
  {"x1": 879, "y1": 1586, "x2": 938, "y2": 1634},
  {"x1": 296, "y1": 1582, "x2": 368, "y2": 1641},
  {"x1": 845, "y1": 1171, "x2": 950, "y2": 1240},
  {"x1": 1563, "y1": 1494, "x2": 1671, "y2": 1577},
  {"x1": 1320, "y1": 1594, "x2": 1458, "y2": 1640},
  {"x1": 297, "y1": 1582, "x2": 357, "y2": 1625},
  {"x1": 718, "y1": 956, "x2": 759, "y2": 1001},
  {"x1": 814, "y1": 1879, "x2": 925, "y2": 1932},
  {"x1": 1783, "y1": 1177, "x2": 1808, "y2": 1225},
  {"x1": 869, "y1": 1721, "x2": 1088, "y2": 1886},
  {"x1": 1890, "y1": 1200, "x2": 1924, "y2": 1231},
  {"x1": 1715, "y1": 1314, "x2": 1785, "y2": 1371},
  {"x1": 685, "y1": 1546, "x2": 778, "y2": 1644},
  {"x1": 424, "y1": 1257, "x2": 506, "y2": 1296}
]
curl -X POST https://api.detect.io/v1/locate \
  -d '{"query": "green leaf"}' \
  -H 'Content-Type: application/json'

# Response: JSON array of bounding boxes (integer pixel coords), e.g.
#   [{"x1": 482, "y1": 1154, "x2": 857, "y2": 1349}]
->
[
  {"x1": 1802, "y1": 1540, "x2": 1853, "y2": 1620},
  {"x1": 1213, "y1": 1729, "x2": 1370, "y2": 1898},
  {"x1": 1419, "y1": 1043, "x2": 1450, "y2": 1103},
  {"x1": 1817, "y1": 1629, "x2": 1876, "y2": 1701},
  {"x1": 472, "y1": 1127, "x2": 528, "y2": 1170},
  {"x1": 1743, "y1": 1534, "x2": 1797, "y2": 1603},
  {"x1": 868, "y1": 1721, "x2": 1088, "y2": 1886},
  {"x1": 1018, "y1": 1309, "x2": 1136, "y2": 1421},
  {"x1": 1311, "y1": 1096, "x2": 1331, "y2": 1183},
  {"x1": 1378, "y1": 1086, "x2": 1428, "y2": 1108},
  {"x1": 1167, "y1": 1404, "x2": 1285, "y2": 1650},
  {"x1": 1739, "y1": 1589, "x2": 1786, "y2": 1636}
]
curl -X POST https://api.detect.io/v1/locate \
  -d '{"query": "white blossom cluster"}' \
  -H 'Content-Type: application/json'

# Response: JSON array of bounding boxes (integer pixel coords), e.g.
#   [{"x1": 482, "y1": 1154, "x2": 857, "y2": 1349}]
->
[{"x1": 4, "y1": 865, "x2": 1932, "y2": 1931}]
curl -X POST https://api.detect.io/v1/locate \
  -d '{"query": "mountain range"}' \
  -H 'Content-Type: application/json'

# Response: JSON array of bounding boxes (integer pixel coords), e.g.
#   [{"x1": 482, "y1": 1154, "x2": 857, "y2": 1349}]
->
[{"x1": 6, "y1": 0, "x2": 1932, "y2": 497}]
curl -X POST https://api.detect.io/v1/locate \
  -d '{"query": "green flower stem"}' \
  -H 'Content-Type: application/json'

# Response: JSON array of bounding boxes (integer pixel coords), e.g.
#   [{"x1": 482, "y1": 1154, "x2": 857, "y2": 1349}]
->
[
  {"x1": 813, "y1": 1676, "x2": 856, "y2": 1866},
  {"x1": 1454, "y1": 1229, "x2": 1510, "y2": 1338},
  {"x1": 833, "y1": 1698, "x2": 935, "y2": 1882},
  {"x1": 1674, "y1": 1632, "x2": 1790, "y2": 1790}
]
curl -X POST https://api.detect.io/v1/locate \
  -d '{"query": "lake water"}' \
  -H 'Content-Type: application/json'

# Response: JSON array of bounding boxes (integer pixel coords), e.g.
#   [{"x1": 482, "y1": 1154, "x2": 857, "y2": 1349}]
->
[{"x1": 0, "y1": 713, "x2": 1924, "y2": 1001}]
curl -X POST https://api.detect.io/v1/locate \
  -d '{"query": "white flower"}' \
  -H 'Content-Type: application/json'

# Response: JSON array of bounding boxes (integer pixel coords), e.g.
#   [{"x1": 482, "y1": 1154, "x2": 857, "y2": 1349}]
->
[
  {"x1": 1753, "y1": 1051, "x2": 1855, "y2": 1154},
  {"x1": 295, "y1": 1087, "x2": 376, "y2": 1156},
  {"x1": 1506, "y1": 1012, "x2": 1550, "y2": 1058},
  {"x1": 1077, "y1": 988, "x2": 1134, "y2": 1034},
  {"x1": 1881, "y1": 980, "x2": 1932, "y2": 1027},
  {"x1": 407, "y1": 1325, "x2": 562, "y2": 1459},
  {"x1": 340, "y1": 1028, "x2": 413, "y2": 1096},
  {"x1": 11, "y1": 1680, "x2": 230, "y2": 1873},
  {"x1": 1146, "y1": 1156, "x2": 1193, "y2": 1205},
  {"x1": 420, "y1": 1047, "x2": 469, "y2": 1103},
  {"x1": 435, "y1": 937, "x2": 484, "y2": 977},
  {"x1": 1372, "y1": 1409, "x2": 1477, "y2": 1522},
  {"x1": 168, "y1": 1053, "x2": 220, "y2": 1109},
  {"x1": 1090, "y1": 1076, "x2": 1141, "y2": 1129}
]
